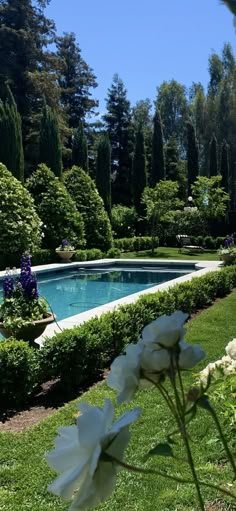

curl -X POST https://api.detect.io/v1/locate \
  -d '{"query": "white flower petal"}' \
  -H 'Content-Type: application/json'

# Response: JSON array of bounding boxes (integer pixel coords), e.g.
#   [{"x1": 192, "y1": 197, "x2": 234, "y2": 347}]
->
[
  {"x1": 141, "y1": 311, "x2": 188, "y2": 348},
  {"x1": 226, "y1": 339, "x2": 236, "y2": 360},
  {"x1": 179, "y1": 342, "x2": 205, "y2": 369}
]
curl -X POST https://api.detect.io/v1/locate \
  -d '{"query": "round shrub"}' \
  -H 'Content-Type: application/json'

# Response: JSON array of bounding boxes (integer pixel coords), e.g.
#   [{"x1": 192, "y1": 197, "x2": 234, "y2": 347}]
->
[
  {"x1": 86, "y1": 248, "x2": 103, "y2": 261},
  {"x1": 107, "y1": 247, "x2": 121, "y2": 258},
  {"x1": 0, "y1": 340, "x2": 38, "y2": 407},
  {"x1": 74, "y1": 250, "x2": 87, "y2": 262},
  {"x1": 111, "y1": 205, "x2": 137, "y2": 238},
  {"x1": 204, "y1": 236, "x2": 216, "y2": 250},
  {"x1": 26, "y1": 164, "x2": 85, "y2": 249},
  {"x1": 0, "y1": 163, "x2": 41, "y2": 255},
  {"x1": 64, "y1": 166, "x2": 113, "y2": 251}
]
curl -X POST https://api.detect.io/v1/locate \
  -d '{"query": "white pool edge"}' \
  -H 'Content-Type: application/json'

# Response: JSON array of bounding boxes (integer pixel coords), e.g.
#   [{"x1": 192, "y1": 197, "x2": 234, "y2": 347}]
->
[{"x1": 26, "y1": 258, "x2": 221, "y2": 347}]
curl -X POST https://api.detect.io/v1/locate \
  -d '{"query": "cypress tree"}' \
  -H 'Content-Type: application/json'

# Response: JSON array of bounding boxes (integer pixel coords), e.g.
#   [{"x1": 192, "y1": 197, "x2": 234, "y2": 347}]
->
[
  {"x1": 220, "y1": 140, "x2": 230, "y2": 193},
  {"x1": 39, "y1": 103, "x2": 62, "y2": 179},
  {"x1": 132, "y1": 126, "x2": 147, "y2": 215},
  {"x1": 165, "y1": 136, "x2": 179, "y2": 181},
  {"x1": 151, "y1": 109, "x2": 165, "y2": 186},
  {"x1": 96, "y1": 136, "x2": 111, "y2": 215},
  {"x1": 0, "y1": 86, "x2": 24, "y2": 182},
  {"x1": 209, "y1": 134, "x2": 218, "y2": 177},
  {"x1": 72, "y1": 122, "x2": 88, "y2": 171},
  {"x1": 186, "y1": 120, "x2": 199, "y2": 195}
]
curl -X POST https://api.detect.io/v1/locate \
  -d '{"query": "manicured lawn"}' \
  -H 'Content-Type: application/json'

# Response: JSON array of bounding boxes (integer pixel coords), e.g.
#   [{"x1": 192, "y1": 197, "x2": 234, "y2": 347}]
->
[
  {"x1": 1, "y1": 292, "x2": 236, "y2": 510},
  {"x1": 123, "y1": 246, "x2": 219, "y2": 261}
]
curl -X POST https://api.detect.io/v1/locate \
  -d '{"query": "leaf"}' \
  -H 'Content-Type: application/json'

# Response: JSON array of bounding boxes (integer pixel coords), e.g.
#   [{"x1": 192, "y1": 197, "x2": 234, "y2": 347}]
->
[{"x1": 144, "y1": 443, "x2": 174, "y2": 462}]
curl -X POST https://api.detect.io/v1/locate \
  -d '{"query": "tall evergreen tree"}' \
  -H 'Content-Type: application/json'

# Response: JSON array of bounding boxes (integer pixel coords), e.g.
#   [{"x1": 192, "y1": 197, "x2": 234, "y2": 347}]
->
[
  {"x1": 56, "y1": 32, "x2": 98, "y2": 128},
  {"x1": 151, "y1": 109, "x2": 165, "y2": 186},
  {"x1": 186, "y1": 120, "x2": 199, "y2": 195},
  {"x1": 165, "y1": 136, "x2": 179, "y2": 181},
  {"x1": 103, "y1": 74, "x2": 133, "y2": 206},
  {"x1": 0, "y1": 86, "x2": 24, "y2": 181},
  {"x1": 0, "y1": 0, "x2": 59, "y2": 166},
  {"x1": 156, "y1": 80, "x2": 189, "y2": 149},
  {"x1": 39, "y1": 103, "x2": 62, "y2": 179},
  {"x1": 220, "y1": 140, "x2": 230, "y2": 193},
  {"x1": 209, "y1": 134, "x2": 218, "y2": 177},
  {"x1": 96, "y1": 136, "x2": 111, "y2": 215},
  {"x1": 132, "y1": 126, "x2": 147, "y2": 215},
  {"x1": 72, "y1": 122, "x2": 88, "y2": 171}
]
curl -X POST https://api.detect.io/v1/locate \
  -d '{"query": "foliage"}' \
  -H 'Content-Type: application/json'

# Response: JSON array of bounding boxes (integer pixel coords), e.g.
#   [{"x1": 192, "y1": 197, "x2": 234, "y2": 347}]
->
[
  {"x1": 151, "y1": 109, "x2": 165, "y2": 185},
  {"x1": 72, "y1": 121, "x2": 88, "y2": 170},
  {"x1": 55, "y1": 239, "x2": 75, "y2": 251},
  {"x1": 0, "y1": 86, "x2": 24, "y2": 182},
  {"x1": 220, "y1": 140, "x2": 230, "y2": 193},
  {"x1": 85, "y1": 248, "x2": 103, "y2": 261},
  {"x1": 56, "y1": 32, "x2": 98, "y2": 127},
  {"x1": 113, "y1": 236, "x2": 159, "y2": 252},
  {"x1": 186, "y1": 120, "x2": 199, "y2": 195},
  {"x1": 132, "y1": 125, "x2": 147, "y2": 215},
  {"x1": 0, "y1": 163, "x2": 41, "y2": 254},
  {"x1": 142, "y1": 180, "x2": 183, "y2": 251},
  {"x1": 0, "y1": 255, "x2": 49, "y2": 336},
  {"x1": 111, "y1": 205, "x2": 137, "y2": 238},
  {"x1": 39, "y1": 103, "x2": 62, "y2": 179},
  {"x1": 192, "y1": 176, "x2": 229, "y2": 220},
  {"x1": 209, "y1": 134, "x2": 218, "y2": 177},
  {"x1": 103, "y1": 74, "x2": 133, "y2": 206},
  {"x1": 65, "y1": 166, "x2": 112, "y2": 251},
  {"x1": 0, "y1": 340, "x2": 38, "y2": 407},
  {"x1": 156, "y1": 79, "x2": 189, "y2": 147},
  {"x1": 106, "y1": 247, "x2": 121, "y2": 258},
  {"x1": 96, "y1": 135, "x2": 111, "y2": 215},
  {"x1": 26, "y1": 164, "x2": 85, "y2": 249}
]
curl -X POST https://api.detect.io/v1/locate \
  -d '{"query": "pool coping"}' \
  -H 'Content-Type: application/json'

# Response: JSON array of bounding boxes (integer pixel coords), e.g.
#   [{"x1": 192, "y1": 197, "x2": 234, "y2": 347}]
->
[{"x1": 25, "y1": 258, "x2": 220, "y2": 346}]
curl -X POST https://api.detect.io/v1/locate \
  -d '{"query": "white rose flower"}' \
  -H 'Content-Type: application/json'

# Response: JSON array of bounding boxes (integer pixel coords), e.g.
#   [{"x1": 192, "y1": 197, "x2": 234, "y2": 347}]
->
[
  {"x1": 140, "y1": 345, "x2": 171, "y2": 373},
  {"x1": 178, "y1": 341, "x2": 205, "y2": 370},
  {"x1": 107, "y1": 343, "x2": 143, "y2": 403},
  {"x1": 224, "y1": 360, "x2": 236, "y2": 376},
  {"x1": 141, "y1": 311, "x2": 188, "y2": 349},
  {"x1": 47, "y1": 400, "x2": 140, "y2": 511},
  {"x1": 225, "y1": 339, "x2": 236, "y2": 360}
]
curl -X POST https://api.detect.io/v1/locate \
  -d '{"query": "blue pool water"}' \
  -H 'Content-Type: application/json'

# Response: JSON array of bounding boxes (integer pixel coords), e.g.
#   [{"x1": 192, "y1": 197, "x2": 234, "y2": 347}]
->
[
  {"x1": 30, "y1": 266, "x2": 195, "y2": 320},
  {"x1": 0, "y1": 265, "x2": 196, "y2": 322}
]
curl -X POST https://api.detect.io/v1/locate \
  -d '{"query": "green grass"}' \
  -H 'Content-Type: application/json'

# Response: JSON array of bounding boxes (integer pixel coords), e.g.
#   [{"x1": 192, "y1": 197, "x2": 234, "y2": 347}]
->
[
  {"x1": 1, "y1": 292, "x2": 236, "y2": 511},
  {"x1": 122, "y1": 246, "x2": 219, "y2": 261}
]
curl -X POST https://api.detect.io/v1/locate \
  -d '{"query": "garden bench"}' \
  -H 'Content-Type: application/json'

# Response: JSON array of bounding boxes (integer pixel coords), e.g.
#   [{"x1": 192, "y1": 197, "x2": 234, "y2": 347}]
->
[{"x1": 176, "y1": 235, "x2": 204, "y2": 253}]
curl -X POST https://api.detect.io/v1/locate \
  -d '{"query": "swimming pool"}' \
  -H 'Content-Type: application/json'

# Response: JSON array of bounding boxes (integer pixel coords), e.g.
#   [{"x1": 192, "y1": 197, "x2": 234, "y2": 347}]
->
[{"x1": 0, "y1": 263, "x2": 196, "y2": 321}]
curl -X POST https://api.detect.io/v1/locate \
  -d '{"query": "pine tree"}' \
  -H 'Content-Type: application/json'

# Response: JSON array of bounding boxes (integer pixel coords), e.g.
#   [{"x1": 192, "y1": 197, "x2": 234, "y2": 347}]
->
[
  {"x1": 96, "y1": 136, "x2": 111, "y2": 215},
  {"x1": 103, "y1": 74, "x2": 133, "y2": 205},
  {"x1": 0, "y1": 86, "x2": 24, "y2": 181},
  {"x1": 220, "y1": 140, "x2": 230, "y2": 193},
  {"x1": 0, "y1": 0, "x2": 59, "y2": 165},
  {"x1": 186, "y1": 120, "x2": 199, "y2": 195},
  {"x1": 56, "y1": 32, "x2": 98, "y2": 128},
  {"x1": 72, "y1": 122, "x2": 88, "y2": 171},
  {"x1": 209, "y1": 134, "x2": 218, "y2": 177},
  {"x1": 132, "y1": 126, "x2": 147, "y2": 215},
  {"x1": 39, "y1": 103, "x2": 62, "y2": 179},
  {"x1": 151, "y1": 109, "x2": 165, "y2": 186},
  {"x1": 165, "y1": 136, "x2": 179, "y2": 181}
]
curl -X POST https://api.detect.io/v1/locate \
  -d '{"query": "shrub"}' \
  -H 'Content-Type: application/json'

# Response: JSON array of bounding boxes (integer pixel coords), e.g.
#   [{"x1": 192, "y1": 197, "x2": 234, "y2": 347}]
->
[
  {"x1": 74, "y1": 250, "x2": 87, "y2": 262},
  {"x1": 64, "y1": 166, "x2": 113, "y2": 252},
  {"x1": 111, "y1": 205, "x2": 137, "y2": 238},
  {"x1": 107, "y1": 248, "x2": 121, "y2": 258},
  {"x1": 26, "y1": 164, "x2": 85, "y2": 249},
  {"x1": 204, "y1": 236, "x2": 216, "y2": 250},
  {"x1": 86, "y1": 249, "x2": 103, "y2": 261},
  {"x1": 114, "y1": 236, "x2": 159, "y2": 252},
  {"x1": 31, "y1": 249, "x2": 55, "y2": 266},
  {"x1": 0, "y1": 163, "x2": 41, "y2": 255},
  {"x1": 0, "y1": 340, "x2": 39, "y2": 407},
  {"x1": 40, "y1": 265, "x2": 236, "y2": 392}
]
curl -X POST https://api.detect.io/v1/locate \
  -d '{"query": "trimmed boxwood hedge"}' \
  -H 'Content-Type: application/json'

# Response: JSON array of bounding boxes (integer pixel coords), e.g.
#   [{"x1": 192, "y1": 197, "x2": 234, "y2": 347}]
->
[{"x1": 1, "y1": 265, "x2": 236, "y2": 407}]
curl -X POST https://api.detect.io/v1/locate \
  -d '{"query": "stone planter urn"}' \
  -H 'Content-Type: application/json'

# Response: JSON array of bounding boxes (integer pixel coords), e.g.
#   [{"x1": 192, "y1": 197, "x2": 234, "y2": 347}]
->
[
  {"x1": 220, "y1": 253, "x2": 236, "y2": 265},
  {"x1": 0, "y1": 314, "x2": 55, "y2": 348},
  {"x1": 56, "y1": 250, "x2": 76, "y2": 263}
]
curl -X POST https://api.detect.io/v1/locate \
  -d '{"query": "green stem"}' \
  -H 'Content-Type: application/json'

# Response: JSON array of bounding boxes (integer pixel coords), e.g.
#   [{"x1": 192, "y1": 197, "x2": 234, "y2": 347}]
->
[{"x1": 207, "y1": 402, "x2": 236, "y2": 478}]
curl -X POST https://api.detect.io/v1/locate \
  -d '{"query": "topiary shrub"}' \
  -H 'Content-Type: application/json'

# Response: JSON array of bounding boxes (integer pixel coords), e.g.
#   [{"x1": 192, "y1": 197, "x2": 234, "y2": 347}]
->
[
  {"x1": 64, "y1": 166, "x2": 113, "y2": 252},
  {"x1": 0, "y1": 340, "x2": 39, "y2": 407},
  {"x1": 26, "y1": 164, "x2": 85, "y2": 249},
  {"x1": 74, "y1": 250, "x2": 87, "y2": 262},
  {"x1": 0, "y1": 163, "x2": 41, "y2": 255},
  {"x1": 106, "y1": 247, "x2": 121, "y2": 258},
  {"x1": 86, "y1": 249, "x2": 103, "y2": 261}
]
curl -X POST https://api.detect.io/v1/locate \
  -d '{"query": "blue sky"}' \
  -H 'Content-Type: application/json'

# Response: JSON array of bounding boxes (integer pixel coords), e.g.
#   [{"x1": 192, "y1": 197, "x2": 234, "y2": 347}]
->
[{"x1": 46, "y1": 0, "x2": 236, "y2": 112}]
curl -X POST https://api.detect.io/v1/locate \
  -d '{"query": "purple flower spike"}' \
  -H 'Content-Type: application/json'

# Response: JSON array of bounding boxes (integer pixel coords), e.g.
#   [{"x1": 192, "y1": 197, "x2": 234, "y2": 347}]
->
[
  {"x1": 61, "y1": 239, "x2": 70, "y2": 249},
  {"x1": 23, "y1": 274, "x2": 39, "y2": 300},
  {"x1": 3, "y1": 275, "x2": 14, "y2": 299}
]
